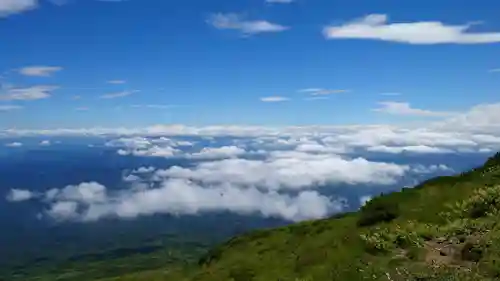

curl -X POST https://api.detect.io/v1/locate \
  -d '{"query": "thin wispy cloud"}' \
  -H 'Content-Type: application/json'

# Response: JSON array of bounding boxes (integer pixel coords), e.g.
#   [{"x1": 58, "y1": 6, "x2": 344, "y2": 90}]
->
[
  {"x1": 208, "y1": 13, "x2": 288, "y2": 35},
  {"x1": 0, "y1": 105, "x2": 23, "y2": 111},
  {"x1": 299, "y1": 88, "x2": 349, "y2": 96},
  {"x1": 99, "y1": 90, "x2": 137, "y2": 99},
  {"x1": 130, "y1": 104, "x2": 178, "y2": 109},
  {"x1": 18, "y1": 66, "x2": 62, "y2": 77},
  {"x1": 260, "y1": 96, "x2": 289, "y2": 102},
  {"x1": 0, "y1": 85, "x2": 58, "y2": 101},
  {"x1": 489, "y1": 68, "x2": 500, "y2": 73},
  {"x1": 305, "y1": 96, "x2": 330, "y2": 101},
  {"x1": 380, "y1": 92, "x2": 402, "y2": 96},
  {"x1": 0, "y1": 0, "x2": 37, "y2": 17},
  {"x1": 323, "y1": 14, "x2": 500, "y2": 44},
  {"x1": 5, "y1": 142, "x2": 23, "y2": 147},
  {"x1": 107, "y1": 80, "x2": 126, "y2": 84},
  {"x1": 373, "y1": 101, "x2": 457, "y2": 117},
  {"x1": 266, "y1": 0, "x2": 293, "y2": 3}
]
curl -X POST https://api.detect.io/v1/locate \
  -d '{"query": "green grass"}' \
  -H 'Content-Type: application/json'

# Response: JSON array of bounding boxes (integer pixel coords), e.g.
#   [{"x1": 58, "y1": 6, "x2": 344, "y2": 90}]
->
[{"x1": 9, "y1": 152, "x2": 500, "y2": 281}]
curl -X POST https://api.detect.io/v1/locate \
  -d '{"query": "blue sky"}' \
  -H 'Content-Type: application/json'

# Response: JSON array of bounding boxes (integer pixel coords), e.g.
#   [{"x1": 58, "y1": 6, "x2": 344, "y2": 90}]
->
[{"x1": 1, "y1": 0, "x2": 500, "y2": 129}]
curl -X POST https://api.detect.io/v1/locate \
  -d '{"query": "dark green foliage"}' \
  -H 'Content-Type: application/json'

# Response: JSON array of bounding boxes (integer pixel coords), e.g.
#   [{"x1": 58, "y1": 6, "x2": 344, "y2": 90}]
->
[
  {"x1": 461, "y1": 242, "x2": 484, "y2": 262},
  {"x1": 198, "y1": 247, "x2": 223, "y2": 266},
  {"x1": 484, "y1": 152, "x2": 500, "y2": 169},
  {"x1": 228, "y1": 266, "x2": 255, "y2": 281},
  {"x1": 357, "y1": 197, "x2": 400, "y2": 227}
]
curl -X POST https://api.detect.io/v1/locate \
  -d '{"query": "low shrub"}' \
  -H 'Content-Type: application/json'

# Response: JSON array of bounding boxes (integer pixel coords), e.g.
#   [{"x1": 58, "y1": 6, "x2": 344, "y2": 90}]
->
[{"x1": 357, "y1": 198, "x2": 400, "y2": 227}]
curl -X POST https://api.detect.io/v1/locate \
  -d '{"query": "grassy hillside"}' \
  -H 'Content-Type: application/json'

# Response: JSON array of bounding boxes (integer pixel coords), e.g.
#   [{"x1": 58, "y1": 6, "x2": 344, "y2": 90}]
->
[
  {"x1": 103, "y1": 152, "x2": 500, "y2": 281},
  {"x1": 10, "y1": 152, "x2": 500, "y2": 281}
]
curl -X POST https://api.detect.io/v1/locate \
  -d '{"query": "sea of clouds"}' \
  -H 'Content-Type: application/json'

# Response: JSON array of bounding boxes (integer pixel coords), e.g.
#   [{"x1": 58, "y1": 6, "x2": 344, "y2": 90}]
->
[{"x1": 3, "y1": 103, "x2": 500, "y2": 222}]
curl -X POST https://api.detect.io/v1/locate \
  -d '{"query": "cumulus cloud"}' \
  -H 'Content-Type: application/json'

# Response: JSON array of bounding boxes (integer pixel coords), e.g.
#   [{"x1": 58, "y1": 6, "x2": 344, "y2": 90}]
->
[
  {"x1": 40, "y1": 140, "x2": 51, "y2": 146},
  {"x1": 133, "y1": 166, "x2": 156, "y2": 174},
  {"x1": 13, "y1": 180, "x2": 344, "y2": 222},
  {"x1": 0, "y1": 0, "x2": 37, "y2": 17},
  {"x1": 188, "y1": 146, "x2": 246, "y2": 160},
  {"x1": 434, "y1": 103, "x2": 500, "y2": 134},
  {"x1": 323, "y1": 14, "x2": 500, "y2": 44},
  {"x1": 6, "y1": 189, "x2": 34, "y2": 202},
  {"x1": 0, "y1": 85, "x2": 58, "y2": 101},
  {"x1": 373, "y1": 101, "x2": 456, "y2": 117},
  {"x1": 48, "y1": 182, "x2": 107, "y2": 202},
  {"x1": 18, "y1": 66, "x2": 62, "y2": 77},
  {"x1": 46, "y1": 201, "x2": 79, "y2": 221},
  {"x1": 208, "y1": 13, "x2": 288, "y2": 35},
  {"x1": 154, "y1": 151, "x2": 409, "y2": 190},
  {"x1": 260, "y1": 96, "x2": 289, "y2": 102}
]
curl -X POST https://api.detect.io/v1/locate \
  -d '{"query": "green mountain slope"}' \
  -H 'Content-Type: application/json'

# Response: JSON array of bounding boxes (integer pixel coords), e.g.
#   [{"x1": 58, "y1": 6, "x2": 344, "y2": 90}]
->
[{"x1": 106, "y1": 152, "x2": 500, "y2": 281}]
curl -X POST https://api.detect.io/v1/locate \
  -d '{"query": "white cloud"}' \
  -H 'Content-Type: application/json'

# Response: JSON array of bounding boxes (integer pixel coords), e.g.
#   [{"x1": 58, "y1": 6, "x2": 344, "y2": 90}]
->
[
  {"x1": 0, "y1": 0, "x2": 37, "y2": 17},
  {"x1": 107, "y1": 80, "x2": 126, "y2": 84},
  {"x1": 6, "y1": 189, "x2": 34, "y2": 202},
  {"x1": 45, "y1": 182, "x2": 107, "y2": 204},
  {"x1": 123, "y1": 174, "x2": 141, "y2": 182},
  {"x1": 0, "y1": 85, "x2": 58, "y2": 101},
  {"x1": 323, "y1": 14, "x2": 500, "y2": 44},
  {"x1": 118, "y1": 146, "x2": 180, "y2": 157},
  {"x1": 2, "y1": 102, "x2": 500, "y2": 154},
  {"x1": 155, "y1": 151, "x2": 409, "y2": 191},
  {"x1": 188, "y1": 146, "x2": 246, "y2": 160},
  {"x1": 106, "y1": 137, "x2": 152, "y2": 149},
  {"x1": 300, "y1": 88, "x2": 349, "y2": 96},
  {"x1": 99, "y1": 90, "x2": 136, "y2": 99},
  {"x1": 20, "y1": 179, "x2": 344, "y2": 222},
  {"x1": 40, "y1": 140, "x2": 51, "y2": 146},
  {"x1": 5, "y1": 142, "x2": 22, "y2": 147},
  {"x1": 133, "y1": 166, "x2": 156, "y2": 174},
  {"x1": 411, "y1": 164, "x2": 453, "y2": 174},
  {"x1": 0, "y1": 105, "x2": 23, "y2": 111},
  {"x1": 266, "y1": 0, "x2": 293, "y2": 3},
  {"x1": 434, "y1": 103, "x2": 500, "y2": 133},
  {"x1": 208, "y1": 13, "x2": 288, "y2": 35},
  {"x1": 46, "y1": 201, "x2": 79, "y2": 221},
  {"x1": 373, "y1": 101, "x2": 457, "y2": 117},
  {"x1": 18, "y1": 66, "x2": 62, "y2": 77},
  {"x1": 367, "y1": 145, "x2": 453, "y2": 154},
  {"x1": 260, "y1": 96, "x2": 289, "y2": 102}
]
